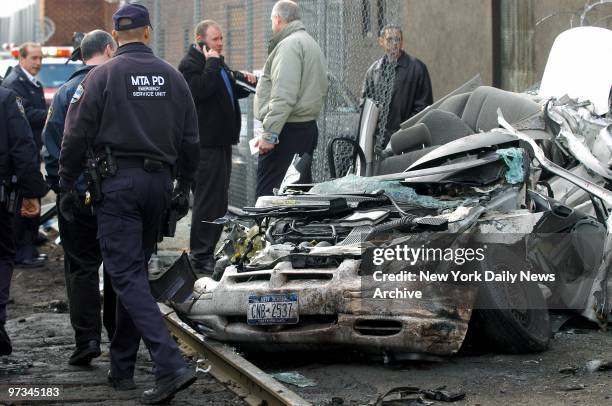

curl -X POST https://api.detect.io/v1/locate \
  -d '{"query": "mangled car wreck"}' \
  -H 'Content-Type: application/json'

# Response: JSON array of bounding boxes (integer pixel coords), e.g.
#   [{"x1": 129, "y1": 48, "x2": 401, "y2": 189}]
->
[{"x1": 159, "y1": 27, "x2": 612, "y2": 360}]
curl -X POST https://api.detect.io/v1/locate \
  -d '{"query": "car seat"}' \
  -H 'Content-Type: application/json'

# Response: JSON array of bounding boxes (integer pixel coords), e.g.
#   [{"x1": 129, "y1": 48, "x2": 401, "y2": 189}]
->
[{"x1": 376, "y1": 86, "x2": 542, "y2": 175}]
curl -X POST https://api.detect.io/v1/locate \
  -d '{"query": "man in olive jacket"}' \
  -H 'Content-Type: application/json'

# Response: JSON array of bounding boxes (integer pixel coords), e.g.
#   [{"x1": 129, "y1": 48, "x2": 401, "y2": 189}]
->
[{"x1": 254, "y1": 0, "x2": 328, "y2": 198}]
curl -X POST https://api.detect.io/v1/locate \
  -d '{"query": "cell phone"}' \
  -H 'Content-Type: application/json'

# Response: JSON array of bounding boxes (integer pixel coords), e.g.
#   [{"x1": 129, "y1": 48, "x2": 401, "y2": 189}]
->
[{"x1": 197, "y1": 41, "x2": 210, "y2": 52}]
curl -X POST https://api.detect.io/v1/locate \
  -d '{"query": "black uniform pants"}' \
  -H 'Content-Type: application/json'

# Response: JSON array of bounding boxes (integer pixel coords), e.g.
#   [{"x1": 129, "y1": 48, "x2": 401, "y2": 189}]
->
[
  {"x1": 190, "y1": 145, "x2": 232, "y2": 269},
  {"x1": 14, "y1": 154, "x2": 42, "y2": 263},
  {"x1": 0, "y1": 207, "x2": 15, "y2": 324},
  {"x1": 97, "y1": 168, "x2": 186, "y2": 379},
  {"x1": 57, "y1": 195, "x2": 116, "y2": 345},
  {"x1": 13, "y1": 214, "x2": 40, "y2": 262},
  {"x1": 256, "y1": 121, "x2": 318, "y2": 198}
]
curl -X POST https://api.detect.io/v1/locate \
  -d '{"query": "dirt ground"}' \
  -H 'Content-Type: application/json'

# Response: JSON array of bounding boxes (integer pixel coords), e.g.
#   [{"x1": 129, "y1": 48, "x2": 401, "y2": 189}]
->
[
  {"x1": 254, "y1": 326, "x2": 612, "y2": 405},
  {"x1": 0, "y1": 241, "x2": 244, "y2": 406},
  {"x1": 1, "y1": 236, "x2": 611, "y2": 406}
]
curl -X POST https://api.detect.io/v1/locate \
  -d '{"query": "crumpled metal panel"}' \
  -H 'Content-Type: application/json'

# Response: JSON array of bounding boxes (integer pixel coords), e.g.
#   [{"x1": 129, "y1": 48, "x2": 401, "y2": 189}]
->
[{"x1": 180, "y1": 259, "x2": 474, "y2": 356}]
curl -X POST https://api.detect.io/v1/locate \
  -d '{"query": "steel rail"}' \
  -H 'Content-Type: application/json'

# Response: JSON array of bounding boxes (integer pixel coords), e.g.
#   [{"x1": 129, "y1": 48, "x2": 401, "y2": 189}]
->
[{"x1": 160, "y1": 304, "x2": 311, "y2": 406}]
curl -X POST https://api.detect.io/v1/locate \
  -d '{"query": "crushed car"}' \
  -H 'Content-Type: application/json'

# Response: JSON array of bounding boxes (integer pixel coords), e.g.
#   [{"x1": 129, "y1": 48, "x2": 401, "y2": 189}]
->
[{"x1": 156, "y1": 26, "x2": 612, "y2": 360}]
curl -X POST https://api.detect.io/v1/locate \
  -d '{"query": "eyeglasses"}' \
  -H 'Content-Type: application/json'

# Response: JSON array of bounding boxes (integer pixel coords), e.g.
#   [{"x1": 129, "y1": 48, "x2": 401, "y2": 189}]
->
[{"x1": 384, "y1": 36, "x2": 401, "y2": 43}]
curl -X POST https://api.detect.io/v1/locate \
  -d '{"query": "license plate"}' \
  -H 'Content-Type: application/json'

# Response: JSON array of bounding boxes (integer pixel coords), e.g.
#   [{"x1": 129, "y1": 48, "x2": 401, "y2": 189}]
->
[{"x1": 247, "y1": 293, "x2": 299, "y2": 325}]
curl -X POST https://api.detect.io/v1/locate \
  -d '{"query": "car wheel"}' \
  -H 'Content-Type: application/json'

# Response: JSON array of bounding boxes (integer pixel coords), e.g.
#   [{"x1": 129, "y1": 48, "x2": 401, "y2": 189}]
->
[{"x1": 471, "y1": 245, "x2": 550, "y2": 353}]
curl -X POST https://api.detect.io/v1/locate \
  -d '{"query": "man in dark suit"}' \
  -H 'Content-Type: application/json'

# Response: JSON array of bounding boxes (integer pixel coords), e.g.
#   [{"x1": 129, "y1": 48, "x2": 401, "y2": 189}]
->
[
  {"x1": 178, "y1": 20, "x2": 256, "y2": 275},
  {"x1": 1, "y1": 42, "x2": 48, "y2": 268}
]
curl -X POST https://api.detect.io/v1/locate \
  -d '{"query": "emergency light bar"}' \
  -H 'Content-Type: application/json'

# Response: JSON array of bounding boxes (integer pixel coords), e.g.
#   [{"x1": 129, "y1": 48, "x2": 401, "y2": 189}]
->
[{"x1": 10, "y1": 46, "x2": 73, "y2": 58}]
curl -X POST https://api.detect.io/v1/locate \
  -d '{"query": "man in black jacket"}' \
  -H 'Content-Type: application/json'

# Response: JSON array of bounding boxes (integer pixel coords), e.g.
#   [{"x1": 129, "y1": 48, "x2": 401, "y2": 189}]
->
[
  {"x1": 363, "y1": 25, "x2": 433, "y2": 152},
  {"x1": 178, "y1": 20, "x2": 256, "y2": 275},
  {"x1": 1, "y1": 42, "x2": 48, "y2": 268},
  {"x1": 43, "y1": 29, "x2": 117, "y2": 366},
  {"x1": 0, "y1": 87, "x2": 48, "y2": 355}
]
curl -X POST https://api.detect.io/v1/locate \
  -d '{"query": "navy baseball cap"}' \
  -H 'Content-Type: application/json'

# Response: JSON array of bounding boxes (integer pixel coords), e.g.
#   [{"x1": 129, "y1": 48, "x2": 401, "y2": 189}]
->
[{"x1": 113, "y1": 4, "x2": 151, "y2": 31}]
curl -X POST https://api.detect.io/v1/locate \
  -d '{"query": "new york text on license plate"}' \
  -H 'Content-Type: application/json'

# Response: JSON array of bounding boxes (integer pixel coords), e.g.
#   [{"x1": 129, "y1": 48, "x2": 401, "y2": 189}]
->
[{"x1": 247, "y1": 293, "x2": 299, "y2": 325}]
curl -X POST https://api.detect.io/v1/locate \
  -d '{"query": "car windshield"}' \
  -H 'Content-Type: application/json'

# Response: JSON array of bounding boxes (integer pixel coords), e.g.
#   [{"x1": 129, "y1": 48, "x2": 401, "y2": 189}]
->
[{"x1": 38, "y1": 64, "x2": 81, "y2": 88}]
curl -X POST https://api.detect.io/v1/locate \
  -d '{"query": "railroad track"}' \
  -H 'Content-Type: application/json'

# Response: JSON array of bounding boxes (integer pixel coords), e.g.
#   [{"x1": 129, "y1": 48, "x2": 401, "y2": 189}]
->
[{"x1": 160, "y1": 304, "x2": 311, "y2": 406}]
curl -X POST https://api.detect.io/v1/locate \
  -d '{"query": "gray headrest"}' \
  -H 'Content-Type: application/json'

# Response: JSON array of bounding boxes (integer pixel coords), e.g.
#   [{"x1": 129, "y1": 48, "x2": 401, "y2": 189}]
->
[
  {"x1": 390, "y1": 123, "x2": 432, "y2": 154},
  {"x1": 438, "y1": 92, "x2": 471, "y2": 116},
  {"x1": 418, "y1": 109, "x2": 474, "y2": 145},
  {"x1": 462, "y1": 86, "x2": 541, "y2": 132}
]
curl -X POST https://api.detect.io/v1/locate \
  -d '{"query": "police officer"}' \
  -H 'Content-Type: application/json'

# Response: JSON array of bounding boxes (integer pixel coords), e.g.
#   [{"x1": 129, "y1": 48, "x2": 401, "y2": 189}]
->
[
  {"x1": 2, "y1": 42, "x2": 48, "y2": 268},
  {"x1": 58, "y1": 4, "x2": 199, "y2": 403},
  {"x1": 43, "y1": 29, "x2": 117, "y2": 366},
  {"x1": 0, "y1": 87, "x2": 48, "y2": 355}
]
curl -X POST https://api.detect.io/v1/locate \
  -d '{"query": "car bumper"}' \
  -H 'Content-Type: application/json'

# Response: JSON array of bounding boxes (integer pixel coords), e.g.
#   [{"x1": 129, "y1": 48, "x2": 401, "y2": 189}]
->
[{"x1": 176, "y1": 259, "x2": 473, "y2": 357}]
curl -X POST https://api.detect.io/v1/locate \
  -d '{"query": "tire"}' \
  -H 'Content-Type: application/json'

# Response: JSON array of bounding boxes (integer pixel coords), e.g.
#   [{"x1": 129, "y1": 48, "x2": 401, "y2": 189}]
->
[{"x1": 471, "y1": 245, "x2": 550, "y2": 353}]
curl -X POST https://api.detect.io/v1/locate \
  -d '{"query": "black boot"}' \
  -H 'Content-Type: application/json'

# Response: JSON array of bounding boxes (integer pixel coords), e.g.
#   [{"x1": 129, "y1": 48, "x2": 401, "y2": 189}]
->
[
  {"x1": 141, "y1": 367, "x2": 196, "y2": 404},
  {"x1": 68, "y1": 340, "x2": 101, "y2": 365},
  {"x1": 0, "y1": 324, "x2": 12, "y2": 356},
  {"x1": 107, "y1": 370, "x2": 137, "y2": 391}
]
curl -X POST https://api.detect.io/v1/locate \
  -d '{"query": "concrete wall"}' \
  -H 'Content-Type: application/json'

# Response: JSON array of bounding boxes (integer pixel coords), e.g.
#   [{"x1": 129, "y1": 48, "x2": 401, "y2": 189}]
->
[
  {"x1": 532, "y1": 0, "x2": 612, "y2": 84},
  {"x1": 403, "y1": 0, "x2": 494, "y2": 99},
  {"x1": 401, "y1": 0, "x2": 612, "y2": 95}
]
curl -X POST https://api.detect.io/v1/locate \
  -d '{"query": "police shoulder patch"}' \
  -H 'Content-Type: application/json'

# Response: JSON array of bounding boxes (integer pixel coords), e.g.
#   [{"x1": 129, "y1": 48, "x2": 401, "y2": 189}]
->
[
  {"x1": 71, "y1": 84, "x2": 84, "y2": 104},
  {"x1": 15, "y1": 96, "x2": 26, "y2": 118}
]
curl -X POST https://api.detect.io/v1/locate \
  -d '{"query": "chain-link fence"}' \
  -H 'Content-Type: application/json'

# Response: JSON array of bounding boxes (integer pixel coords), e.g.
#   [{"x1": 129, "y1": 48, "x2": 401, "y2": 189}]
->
[{"x1": 130, "y1": 0, "x2": 405, "y2": 207}]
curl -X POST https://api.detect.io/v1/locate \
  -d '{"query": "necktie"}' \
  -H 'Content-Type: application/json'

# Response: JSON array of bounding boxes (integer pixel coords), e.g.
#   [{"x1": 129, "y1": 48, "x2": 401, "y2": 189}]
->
[{"x1": 220, "y1": 69, "x2": 235, "y2": 110}]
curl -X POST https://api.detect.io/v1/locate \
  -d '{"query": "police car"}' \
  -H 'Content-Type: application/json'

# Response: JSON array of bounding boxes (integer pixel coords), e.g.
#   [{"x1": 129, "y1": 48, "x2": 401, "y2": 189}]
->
[{"x1": 1, "y1": 46, "x2": 82, "y2": 105}]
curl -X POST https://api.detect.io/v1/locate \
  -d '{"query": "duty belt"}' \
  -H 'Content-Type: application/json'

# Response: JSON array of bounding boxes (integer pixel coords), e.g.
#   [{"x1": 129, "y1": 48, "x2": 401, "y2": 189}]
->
[{"x1": 114, "y1": 157, "x2": 171, "y2": 173}]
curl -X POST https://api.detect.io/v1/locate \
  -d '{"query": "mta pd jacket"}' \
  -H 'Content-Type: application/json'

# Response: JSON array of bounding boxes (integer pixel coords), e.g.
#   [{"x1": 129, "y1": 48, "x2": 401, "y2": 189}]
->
[{"x1": 59, "y1": 43, "x2": 200, "y2": 186}]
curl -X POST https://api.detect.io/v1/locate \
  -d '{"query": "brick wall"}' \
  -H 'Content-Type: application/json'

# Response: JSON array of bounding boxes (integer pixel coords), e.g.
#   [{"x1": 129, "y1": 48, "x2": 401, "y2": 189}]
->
[{"x1": 44, "y1": 0, "x2": 118, "y2": 46}]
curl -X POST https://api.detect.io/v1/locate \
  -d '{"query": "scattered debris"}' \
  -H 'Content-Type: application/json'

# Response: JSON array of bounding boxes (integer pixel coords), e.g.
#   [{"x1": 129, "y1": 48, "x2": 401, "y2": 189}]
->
[
  {"x1": 271, "y1": 371, "x2": 317, "y2": 388},
  {"x1": 33, "y1": 299, "x2": 68, "y2": 313},
  {"x1": 558, "y1": 366, "x2": 578, "y2": 374},
  {"x1": 421, "y1": 389, "x2": 466, "y2": 402},
  {"x1": 563, "y1": 329, "x2": 589, "y2": 335},
  {"x1": 0, "y1": 358, "x2": 32, "y2": 376},
  {"x1": 195, "y1": 358, "x2": 212, "y2": 374},
  {"x1": 550, "y1": 313, "x2": 574, "y2": 333},
  {"x1": 376, "y1": 387, "x2": 432, "y2": 406},
  {"x1": 586, "y1": 360, "x2": 612, "y2": 373},
  {"x1": 561, "y1": 383, "x2": 586, "y2": 391},
  {"x1": 376, "y1": 386, "x2": 466, "y2": 405}
]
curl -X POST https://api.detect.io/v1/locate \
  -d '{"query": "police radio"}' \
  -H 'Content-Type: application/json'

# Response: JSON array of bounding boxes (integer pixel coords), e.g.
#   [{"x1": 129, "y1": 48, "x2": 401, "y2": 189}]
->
[
  {"x1": 0, "y1": 179, "x2": 22, "y2": 214},
  {"x1": 84, "y1": 154, "x2": 103, "y2": 203}
]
